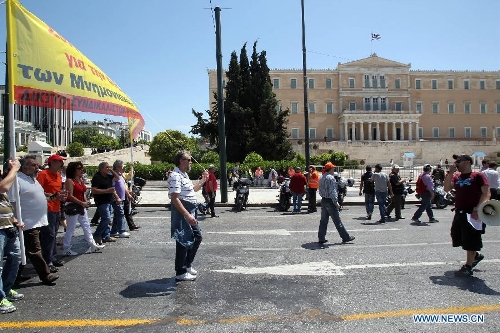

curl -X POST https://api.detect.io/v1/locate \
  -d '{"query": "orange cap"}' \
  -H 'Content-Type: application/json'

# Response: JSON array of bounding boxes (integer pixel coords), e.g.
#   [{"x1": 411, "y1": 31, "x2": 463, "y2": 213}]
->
[{"x1": 324, "y1": 162, "x2": 335, "y2": 170}]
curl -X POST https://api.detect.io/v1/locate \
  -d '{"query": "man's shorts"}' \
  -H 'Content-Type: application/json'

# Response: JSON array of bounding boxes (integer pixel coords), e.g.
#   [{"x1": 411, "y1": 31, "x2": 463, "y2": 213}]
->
[{"x1": 450, "y1": 212, "x2": 483, "y2": 251}]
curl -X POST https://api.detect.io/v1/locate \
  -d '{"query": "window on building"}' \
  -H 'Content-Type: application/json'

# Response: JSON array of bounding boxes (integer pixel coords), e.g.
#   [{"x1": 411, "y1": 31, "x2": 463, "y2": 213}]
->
[
  {"x1": 497, "y1": 80, "x2": 500, "y2": 89},
  {"x1": 308, "y1": 102, "x2": 316, "y2": 113},
  {"x1": 480, "y1": 80, "x2": 486, "y2": 90},
  {"x1": 309, "y1": 128, "x2": 316, "y2": 139},
  {"x1": 432, "y1": 79, "x2": 438, "y2": 89},
  {"x1": 464, "y1": 80, "x2": 470, "y2": 89},
  {"x1": 497, "y1": 127, "x2": 500, "y2": 138},
  {"x1": 432, "y1": 102, "x2": 439, "y2": 113},
  {"x1": 433, "y1": 127, "x2": 439, "y2": 138},
  {"x1": 308, "y1": 78, "x2": 315, "y2": 89},
  {"x1": 326, "y1": 102, "x2": 334, "y2": 114},
  {"x1": 416, "y1": 102, "x2": 422, "y2": 113},
  {"x1": 497, "y1": 103, "x2": 500, "y2": 114},
  {"x1": 326, "y1": 128, "x2": 334, "y2": 138},
  {"x1": 448, "y1": 79, "x2": 454, "y2": 89},
  {"x1": 419, "y1": 127, "x2": 423, "y2": 138},
  {"x1": 275, "y1": 103, "x2": 281, "y2": 113},
  {"x1": 349, "y1": 102, "x2": 356, "y2": 111},
  {"x1": 222, "y1": 79, "x2": 226, "y2": 88},
  {"x1": 291, "y1": 102, "x2": 299, "y2": 114},
  {"x1": 373, "y1": 98, "x2": 379, "y2": 111},
  {"x1": 415, "y1": 79, "x2": 421, "y2": 89},
  {"x1": 480, "y1": 127, "x2": 487, "y2": 138},
  {"x1": 326, "y1": 78, "x2": 332, "y2": 89},
  {"x1": 364, "y1": 75, "x2": 370, "y2": 88},
  {"x1": 291, "y1": 128, "x2": 299, "y2": 139},
  {"x1": 449, "y1": 128, "x2": 455, "y2": 138},
  {"x1": 395, "y1": 78, "x2": 401, "y2": 89},
  {"x1": 480, "y1": 103, "x2": 487, "y2": 114},
  {"x1": 290, "y1": 78, "x2": 297, "y2": 89},
  {"x1": 372, "y1": 75, "x2": 378, "y2": 88},
  {"x1": 380, "y1": 75, "x2": 386, "y2": 88},
  {"x1": 448, "y1": 103, "x2": 455, "y2": 114},
  {"x1": 464, "y1": 102, "x2": 471, "y2": 114},
  {"x1": 349, "y1": 78, "x2": 355, "y2": 88},
  {"x1": 364, "y1": 98, "x2": 370, "y2": 111},
  {"x1": 381, "y1": 98, "x2": 387, "y2": 111},
  {"x1": 465, "y1": 127, "x2": 471, "y2": 138},
  {"x1": 273, "y1": 78, "x2": 280, "y2": 89},
  {"x1": 395, "y1": 102, "x2": 402, "y2": 111}
]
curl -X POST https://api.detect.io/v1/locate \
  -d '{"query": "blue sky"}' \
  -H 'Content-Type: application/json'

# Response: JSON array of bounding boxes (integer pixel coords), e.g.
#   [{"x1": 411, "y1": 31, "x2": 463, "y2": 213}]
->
[{"x1": 1, "y1": 0, "x2": 499, "y2": 137}]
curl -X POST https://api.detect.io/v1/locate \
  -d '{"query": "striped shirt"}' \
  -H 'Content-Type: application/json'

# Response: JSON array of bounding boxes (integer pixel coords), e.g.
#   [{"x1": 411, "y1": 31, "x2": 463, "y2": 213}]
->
[
  {"x1": 318, "y1": 173, "x2": 338, "y2": 203},
  {"x1": 168, "y1": 167, "x2": 197, "y2": 204}
]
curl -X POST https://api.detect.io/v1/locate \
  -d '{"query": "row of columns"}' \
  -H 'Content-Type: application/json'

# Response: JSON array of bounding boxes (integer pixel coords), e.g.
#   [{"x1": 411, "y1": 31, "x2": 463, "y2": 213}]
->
[{"x1": 344, "y1": 120, "x2": 420, "y2": 141}]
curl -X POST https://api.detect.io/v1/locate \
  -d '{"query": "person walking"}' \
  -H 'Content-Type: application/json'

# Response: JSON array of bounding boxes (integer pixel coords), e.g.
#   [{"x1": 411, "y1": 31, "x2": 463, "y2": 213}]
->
[
  {"x1": 63, "y1": 162, "x2": 105, "y2": 255},
  {"x1": 168, "y1": 150, "x2": 208, "y2": 281},
  {"x1": 289, "y1": 167, "x2": 307, "y2": 213},
  {"x1": 0, "y1": 159, "x2": 24, "y2": 314},
  {"x1": 306, "y1": 165, "x2": 319, "y2": 213},
  {"x1": 205, "y1": 165, "x2": 218, "y2": 218},
  {"x1": 109, "y1": 160, "x2": 131, "y2": 239},
  {"x1": 9, "y1": 155, "x2": 59, "y2": 286},
  {"x1": 37, "y1": 154, "x2": 67, "y2": 271},
  {"x1": 317, "y1": 162, "x2": 355, "y2": 244},
  {"x1": 386, "y1": 165, "x2": 406, "y2": 221},
  {"x1": 371, "y1": 164, "x2": 393, "y2": 224},
  {"x1": 91, "y1": 162, "x2": 120, "y2": 245},
  {"x1": 444, "y1": 154, "x2": 490, "y2": 276},
  {"x1": 411, "y1": 164, "x2": 439, "y2": 224},
  {"x1": 359, "y1": 165, "x2": 375, "y2": 220},
  {"x1": 482, "y1": 161, "x2": 499, "y2": 200}
]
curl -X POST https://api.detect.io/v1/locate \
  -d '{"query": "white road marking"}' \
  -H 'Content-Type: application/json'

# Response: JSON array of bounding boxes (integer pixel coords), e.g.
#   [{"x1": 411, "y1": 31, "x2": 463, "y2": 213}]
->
[
  {"x1": 213, "y1": 259, "x2": 500, "y2": 276},
  {"x1": 207, "y1": 229, "x2": 291, "y2": 236},
  {"x1": 289, "y1": 228, "x2": 400, "y2": 233}
]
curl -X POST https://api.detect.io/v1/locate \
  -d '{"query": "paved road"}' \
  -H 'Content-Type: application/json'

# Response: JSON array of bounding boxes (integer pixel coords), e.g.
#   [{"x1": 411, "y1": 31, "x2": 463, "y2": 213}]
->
[{"x1": 2, "y1": 205, "x2": 499, "y2": 332}]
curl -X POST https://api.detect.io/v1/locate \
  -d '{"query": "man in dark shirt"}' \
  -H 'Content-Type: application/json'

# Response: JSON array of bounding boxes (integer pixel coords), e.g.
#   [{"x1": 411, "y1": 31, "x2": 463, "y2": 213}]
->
[
  {"x1": 432, "y1": 164, "x2": 445, "y2": 183},
  {"x1": 91, "y1": 162, "x2": 120, "y2": 244},
  {"x1": 359, "y1": 165, "x2": 375, "y2": 220},
  {"x1": 386, "y1": 165, "x2": 406, "y2": 220}
]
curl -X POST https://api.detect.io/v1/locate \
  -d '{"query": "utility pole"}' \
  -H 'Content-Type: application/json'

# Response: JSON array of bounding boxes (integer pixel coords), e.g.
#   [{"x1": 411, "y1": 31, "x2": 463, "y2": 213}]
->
[
  {"x1": 215, "y1": 6, "x2": 228, "y2": 203},
  {"x1": 301, "y1": 0, "x2": 310, "y2": 168}
]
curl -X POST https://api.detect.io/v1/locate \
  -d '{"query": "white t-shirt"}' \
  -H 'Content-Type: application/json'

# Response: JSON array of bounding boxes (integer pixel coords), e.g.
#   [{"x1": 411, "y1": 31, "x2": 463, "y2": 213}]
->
[{"x1": 9, "y1": 172, "x2": 48, "y2": 230}]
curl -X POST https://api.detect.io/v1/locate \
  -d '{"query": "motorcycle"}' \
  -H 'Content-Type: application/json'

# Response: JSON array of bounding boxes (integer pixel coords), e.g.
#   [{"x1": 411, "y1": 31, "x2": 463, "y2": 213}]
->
[
  {"x1": 415, "y1": 180, "x2": 447, "y2": 209},
  {"x1": 277, "y1": 177, "x2": 292, "y2": 212},
  {"x1": 233, "y1": 177, "x2": 251, "y2": 212},
  {"x1": 128, "y1": 177, "x2": 146, "y2": 215}
]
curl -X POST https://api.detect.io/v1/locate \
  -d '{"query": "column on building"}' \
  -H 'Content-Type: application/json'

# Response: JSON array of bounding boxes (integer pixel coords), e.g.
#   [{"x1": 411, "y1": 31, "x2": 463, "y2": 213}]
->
[
  {"x1": 400, "y1": 121, "x2": 405, "y2": 140},
  {"x1": 408, "y1": 121, "x2": 413, "y2": 141},
  {"x1": 415, "y1": 122, "x2": 419, "y2": 140},
  {"x1": 359, "y1": 121, "x2": 364, "y2": 141},
  {"x1": 344, "y1": 122, "x2": 348, "y2": 142},
  {"x1": 384, "y1": 122, "x2": 388, "y2": 141},
  {"x1": 368, "y1": 122, "x2": 372, "y2": 141},
  {"x1": 376, "y1": 122, "x2": 380, "y2": 141},
  {"x1": 392, "y1": 122, "x2": 396, "y2": 141},
  {"x1": 351, "y1": 122, "x2": 356, "y2": 141}
]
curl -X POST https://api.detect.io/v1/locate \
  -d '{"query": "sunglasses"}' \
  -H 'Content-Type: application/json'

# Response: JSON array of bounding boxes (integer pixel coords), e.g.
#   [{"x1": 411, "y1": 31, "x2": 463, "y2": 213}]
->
[{"x1": 182, "y1": 158, "x2": 192, "y2": 162}]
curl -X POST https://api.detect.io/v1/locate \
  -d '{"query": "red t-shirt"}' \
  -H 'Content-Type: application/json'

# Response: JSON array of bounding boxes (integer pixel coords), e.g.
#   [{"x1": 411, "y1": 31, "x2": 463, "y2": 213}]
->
[
  {"x1": 289, "y1": 172, "x2": 307, "y2": 194},
  {"x1": 452, "y1": 171, "x2": 488, "y2": 211},
  {"x1": 205, "y1": 173, "x2": 218, "y2": 193}
]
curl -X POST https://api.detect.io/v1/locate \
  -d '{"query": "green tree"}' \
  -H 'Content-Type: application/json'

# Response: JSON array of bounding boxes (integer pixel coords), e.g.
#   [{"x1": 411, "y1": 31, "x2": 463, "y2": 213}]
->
[
  {"x1": 72, "y1": 128, "x2": 98, "y2": 147},
  {"x1": 191, "y1": 42, "x2": 293, "y2": 162},
  {"x1": 90, "y1": 133, "x2": 119, "y2": 150},
  {"x1": 66, "y1": 142, "x2": 84, "y2": 157},
  {"x1": 149, "y1": 130, "x2": 196, "y2": 163}
]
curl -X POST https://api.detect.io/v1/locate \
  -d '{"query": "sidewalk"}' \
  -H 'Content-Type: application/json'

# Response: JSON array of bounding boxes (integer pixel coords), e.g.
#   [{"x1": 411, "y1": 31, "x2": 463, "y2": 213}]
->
[{"x1": 139, "y1": 181, "x2": 421, "y2": 207}]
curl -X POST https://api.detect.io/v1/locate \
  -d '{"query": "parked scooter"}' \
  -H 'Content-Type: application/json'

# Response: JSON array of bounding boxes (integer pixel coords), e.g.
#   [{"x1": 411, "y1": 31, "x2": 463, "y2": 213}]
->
[
  {"x1": 277, "y1": 177, "x2": 292, "y2": 212},
  {"x1": 233, "y1": 177, "x2": 251, "y2": 212}
]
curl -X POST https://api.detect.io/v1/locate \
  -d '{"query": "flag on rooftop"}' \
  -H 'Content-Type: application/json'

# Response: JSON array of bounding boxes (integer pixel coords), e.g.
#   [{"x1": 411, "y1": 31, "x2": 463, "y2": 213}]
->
[{"x1": 371, "y1": 33, "x2": 381, "y2": 40}]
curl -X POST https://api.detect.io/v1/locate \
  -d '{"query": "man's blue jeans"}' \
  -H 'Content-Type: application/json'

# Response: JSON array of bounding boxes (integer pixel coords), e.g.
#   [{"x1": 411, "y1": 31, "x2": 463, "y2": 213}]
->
[
  {"x1": 0, "y1": 229, "x2": 21, "y2": 299},
  {"x1": 110, "y1": 201, "x2": 127, "y2": 234},
  {"x1": 292, "y1": 193, "x2": 302, "y2": 212},
  {"x1": 364, "y1": 193, "x2": 375, "y2": 216},
  {"x1": 413, "y1": 191, "x2": 434, "y2": 220},
  {"x1": 318, "y1": 198, "x2": 350, "y2": 242},
  {"x1": 375, "y1": 191, "x2": 388, "y2": 219},
  {"x1": 94, "y1": 203, "x2": 112, "y2": 241}
]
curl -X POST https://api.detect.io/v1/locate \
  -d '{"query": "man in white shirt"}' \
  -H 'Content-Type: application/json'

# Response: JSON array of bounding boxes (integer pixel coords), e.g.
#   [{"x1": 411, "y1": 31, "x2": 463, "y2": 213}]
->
[{"x1": 482, "y1": 161, "x2": 499, "y2": 200}]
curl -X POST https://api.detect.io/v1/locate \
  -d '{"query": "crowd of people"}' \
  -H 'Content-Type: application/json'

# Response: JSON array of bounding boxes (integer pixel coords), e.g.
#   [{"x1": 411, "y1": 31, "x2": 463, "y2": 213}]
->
[{"x1": 0, "y1": 154, "x2": 141, "y2": 314}]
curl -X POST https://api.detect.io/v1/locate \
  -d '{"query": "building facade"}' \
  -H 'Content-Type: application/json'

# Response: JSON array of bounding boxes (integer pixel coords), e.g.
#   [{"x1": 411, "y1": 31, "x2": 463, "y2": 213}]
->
[
  {"x1": 208, "y1": 54, "x2": 500, "y2": 144},
  {"x1": 73, "y1": 120, "x2": 152, "y2": 142}
]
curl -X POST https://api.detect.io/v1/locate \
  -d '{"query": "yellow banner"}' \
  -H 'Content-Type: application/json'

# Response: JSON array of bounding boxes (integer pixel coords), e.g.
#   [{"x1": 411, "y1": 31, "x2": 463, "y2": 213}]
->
[{"x1": 6, "y1": 0, "x2": 144, "y2": 139}]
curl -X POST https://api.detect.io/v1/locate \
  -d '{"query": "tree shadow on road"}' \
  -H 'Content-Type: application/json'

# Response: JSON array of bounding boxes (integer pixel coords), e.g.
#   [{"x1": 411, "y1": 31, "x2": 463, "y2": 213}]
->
[
  {"x1": 120, "y1": 278, "x2": 177, "y2": 298},
  {"x1": 429, "y1": 271, "x2": 500, "y2": 295}
]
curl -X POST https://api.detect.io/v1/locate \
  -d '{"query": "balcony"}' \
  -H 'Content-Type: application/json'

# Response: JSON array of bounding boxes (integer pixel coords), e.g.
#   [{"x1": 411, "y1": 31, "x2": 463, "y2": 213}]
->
[{"x1": 342, "y1": 109, "x2": 418, "y2": 115}]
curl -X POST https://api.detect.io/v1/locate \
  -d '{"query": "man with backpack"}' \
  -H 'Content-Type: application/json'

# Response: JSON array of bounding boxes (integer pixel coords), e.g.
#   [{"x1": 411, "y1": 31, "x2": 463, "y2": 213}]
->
[
  {"x1": 412, "y1": 164, "x2": 439, "y2": 224},
  {"x1": 371, "y1": 164, "x2": 393, "y2": 224},
  {"x1": 359, "y1": 165, "x2": 375, "y2": 220}
]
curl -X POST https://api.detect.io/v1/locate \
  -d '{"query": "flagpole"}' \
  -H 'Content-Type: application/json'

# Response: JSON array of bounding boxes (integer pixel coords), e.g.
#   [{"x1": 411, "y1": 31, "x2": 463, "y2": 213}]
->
[{"x1": 6, "y1": 0, "x2": 26, "y2": 265}]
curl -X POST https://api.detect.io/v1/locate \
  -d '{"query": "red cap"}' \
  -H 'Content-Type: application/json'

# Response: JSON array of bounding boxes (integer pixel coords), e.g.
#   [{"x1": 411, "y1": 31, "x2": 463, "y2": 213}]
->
[
  {"x1": 47, "y1": 154, "x2": 66, "y2": 163},
  {"x1": 324, "y1": 162, "x2": 336, "y2": 170}
]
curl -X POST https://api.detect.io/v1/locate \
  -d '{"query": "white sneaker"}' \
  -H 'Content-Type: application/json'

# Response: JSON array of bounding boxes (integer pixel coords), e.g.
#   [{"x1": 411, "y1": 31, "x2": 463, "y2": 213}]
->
[
  {"x1": 175, "y1": 272, "x2": 196, "y2": 281},
  {"x1": 63, "y1": 248, "x2": 78, "y2": 256},
  {"x1": 186, "y1": 267, "x2": 197, "y2": 275},
  {"x1": 117, "y1": 232, "x2": 130, "y2": 238}
]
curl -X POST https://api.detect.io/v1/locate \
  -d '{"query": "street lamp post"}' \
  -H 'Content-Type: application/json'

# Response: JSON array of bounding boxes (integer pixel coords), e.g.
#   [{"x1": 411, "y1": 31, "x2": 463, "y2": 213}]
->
[{"x1": 301, "y1": 0, "x2": 310, "y2": 168}]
